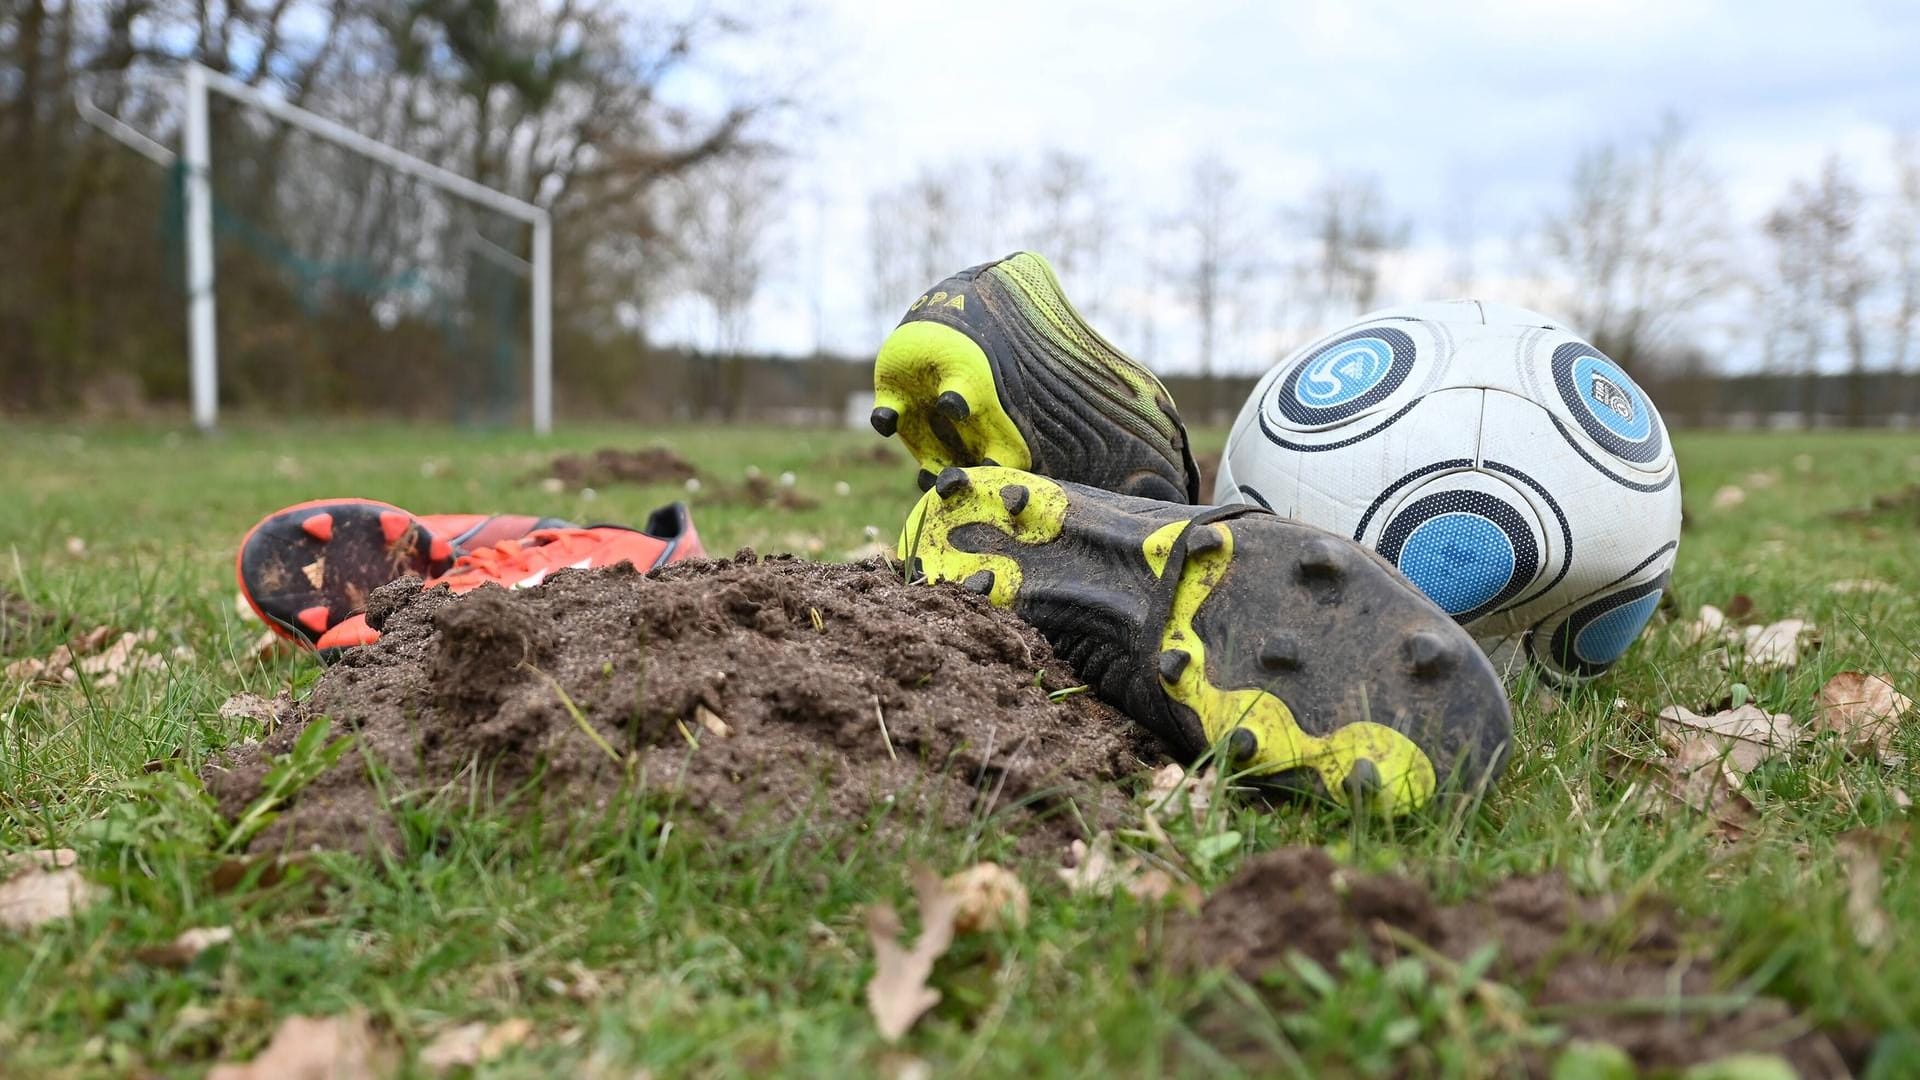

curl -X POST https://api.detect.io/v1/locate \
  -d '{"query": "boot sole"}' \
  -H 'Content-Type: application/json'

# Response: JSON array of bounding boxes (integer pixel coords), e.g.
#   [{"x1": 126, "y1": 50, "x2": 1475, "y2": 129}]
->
[
  {"x1": 872, "y1": 320, "x2": 1036, "y2": 492},
  {"x1": 902, "y1": 466, "x2": 1510, "y2": 815},
  {"x1": 237, "y1": 499, "x2": 452, "y2": 647}
]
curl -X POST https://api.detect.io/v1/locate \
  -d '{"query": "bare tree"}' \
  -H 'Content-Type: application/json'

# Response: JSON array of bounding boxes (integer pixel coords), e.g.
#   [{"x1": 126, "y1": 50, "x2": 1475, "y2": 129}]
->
[
  {"x1": 1179, "y1": 153, "x2": 1242, "y2": 397},
  {"x1": 1760, "y1": 200, "x2": 1825, "y2": 425},
  {"x1": 1028, "y1": 150, "x2": 1111, "y2": 318},
  {"x1": 1889, "y1": 134, "x2": 1920, "y2": 417},
  {"x1": 1536, "y1": 115, "x2": 1732, "y2": 376},
  {"x1": 1299, "y1": 170, "x2": 1408, "y2": 321},
  {"x1": 678, "y1": 158, "x2": 783, "y2": 418},
  {"x1": 1782, "y1": 157, "x2": 1872, "y2": 425}
]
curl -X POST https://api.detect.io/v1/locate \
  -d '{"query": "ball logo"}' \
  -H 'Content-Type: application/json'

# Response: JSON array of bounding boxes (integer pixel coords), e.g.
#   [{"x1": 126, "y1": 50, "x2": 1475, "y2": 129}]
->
[
  {"x1": 1271, "y1": 327, "x2": 1417, "y2": 427},
  {"x1": 1551, "y1": 343, "x2": 1663, "y2": 465},
  {"x1": 1589, "y1": 373, "x2": 1634, "y2": 422},
  {"x1": 1296, "y1": 338, "x2": 1392, "y2": 407}
]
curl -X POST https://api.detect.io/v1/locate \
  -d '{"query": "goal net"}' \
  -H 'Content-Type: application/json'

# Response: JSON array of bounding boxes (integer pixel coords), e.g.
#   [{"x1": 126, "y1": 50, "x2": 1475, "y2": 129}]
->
[{"x1": 174, "y1": 65, "x2": 552, "y2": 432}]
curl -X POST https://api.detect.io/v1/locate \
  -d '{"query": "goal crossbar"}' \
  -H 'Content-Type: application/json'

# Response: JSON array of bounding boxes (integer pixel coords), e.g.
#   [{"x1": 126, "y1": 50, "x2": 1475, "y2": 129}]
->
[{"x1": 183, "y1": 62, "x2": 554, "y2": 433}]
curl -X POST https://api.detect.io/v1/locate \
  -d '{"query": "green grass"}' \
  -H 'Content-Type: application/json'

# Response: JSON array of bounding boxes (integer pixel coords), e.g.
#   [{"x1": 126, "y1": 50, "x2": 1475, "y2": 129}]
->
[{"x1": 1, "y1": 422, "x2": 1917, "y2": 1077}]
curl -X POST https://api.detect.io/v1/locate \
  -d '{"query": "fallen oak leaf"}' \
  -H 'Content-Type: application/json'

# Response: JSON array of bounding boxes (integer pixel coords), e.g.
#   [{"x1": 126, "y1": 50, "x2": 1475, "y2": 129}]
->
[
  {"x1": 0, "y1": 848, "x2": 104, "y2": 931},
  {"x1": 1739, "y1": 618, "x2": 1815, "y2": 671},
  {"x1": 1608, "y1": 741, "x2": 1757, "y2": 840},
  {"x1": 865, "y1": 864, "x2": 963, "y2": 1042},
  {"x1": 1814, "y1": 672, "x2": 1914, "y2": 761},
  {"x1": 208, "y1": 1010, "x2": 392, "y2": 1079},
  {"x1": 1656, "y1": 704, "x2": 1803, "y2": 780},
  {"x1": 944, "y1": 861, "x2": 1029, "y2": 934}
]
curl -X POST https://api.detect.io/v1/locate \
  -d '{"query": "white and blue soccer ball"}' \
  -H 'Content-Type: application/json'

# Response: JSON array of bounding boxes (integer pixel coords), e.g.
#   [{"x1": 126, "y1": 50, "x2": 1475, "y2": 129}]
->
[{"x1": 1217, "y1": 300, "x2": 1682, "y2": 682}]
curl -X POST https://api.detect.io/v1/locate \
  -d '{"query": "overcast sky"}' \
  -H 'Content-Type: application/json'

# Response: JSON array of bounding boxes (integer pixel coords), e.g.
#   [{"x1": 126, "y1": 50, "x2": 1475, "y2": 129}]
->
[{"x1": 657, "y1": 0, "x2": 1920, "y2": 373}]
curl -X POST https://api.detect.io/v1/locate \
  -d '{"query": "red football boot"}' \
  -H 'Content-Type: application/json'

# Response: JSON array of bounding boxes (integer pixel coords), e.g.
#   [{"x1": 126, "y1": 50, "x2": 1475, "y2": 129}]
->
[
  {"x1": 310, "y1": 508, "x2": 706, "y2": 652},
  {"x1": 237, "y1": 500, "x2": 697, "y2": 650}
]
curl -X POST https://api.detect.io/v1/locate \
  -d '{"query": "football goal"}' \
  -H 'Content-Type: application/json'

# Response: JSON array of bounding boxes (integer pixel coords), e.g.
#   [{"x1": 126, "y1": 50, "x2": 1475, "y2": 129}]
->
[{"x1": 83, "y1": 62, "x2": 554, "y2": 433}]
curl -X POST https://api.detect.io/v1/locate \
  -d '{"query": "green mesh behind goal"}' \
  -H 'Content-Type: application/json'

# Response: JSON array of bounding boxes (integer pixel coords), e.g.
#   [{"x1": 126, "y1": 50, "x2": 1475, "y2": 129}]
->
[{"x1": 161, "y1": 110, "x2": 532, "y2": 426}]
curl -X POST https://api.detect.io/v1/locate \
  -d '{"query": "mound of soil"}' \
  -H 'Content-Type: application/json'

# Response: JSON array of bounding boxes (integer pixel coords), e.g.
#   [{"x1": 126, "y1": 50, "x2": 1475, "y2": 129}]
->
[
  {"x1": 1174, "y1": 848, "x2": 1849, "y2": 1076},
  {"x1": 204, "y1": 554, "x2": 1159, "y2": 856},
  {"x1": 711, "y1": 474, "x2": 819, "y2": 511},
  {"x1": 537, "y1": 446, "x2": 698, "y2": 488},
  {"x1": 1832, "y1": 483, "x2": 1920, "y2": 524},
  {"x1": 815, "y1": 443, "x2": 903, "y2": 469}
]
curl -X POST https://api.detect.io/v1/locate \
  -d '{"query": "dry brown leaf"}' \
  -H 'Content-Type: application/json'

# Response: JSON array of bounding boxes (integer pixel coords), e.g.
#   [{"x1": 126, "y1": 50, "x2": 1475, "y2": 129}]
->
[
  {"x1": 1815, "y1": 672, "x2": 1914, "y2": 760},
  {"x1": 135, "y1": 925, "x2": 235, "y2": 968},
  {"x1": 944, "y1": 862, "x2": 1029, "y2": 934},
  {"x1": 1611, "y1": 742, "x2": 1756, "y2": 839},
  {"x1": 1837, "y1": 831, "x2": 1896, "y2": 951},
  {"x1": 7, "y1": 627, "x2": 167, "y2": 687},
  {"x1": 865, "y1": 864, "x2": 963, "y2": 1042},
  {"x1": 1676, "y1": 604, "x2": 1727, "y2": 647},
  {"x1": 1056, "y1": 833, "x2": 1200, "y2": 906},
  {"x1": 208, "y1": 1010, "x2": 390, "y2": 1079},
  {"x1": 80, "y1": 630, "x2": 163, "y2": 687},
  {"x1": 1657, "y1": 704, "x2": 1802, "y2": 779},
  {"x1": 1141, "y1": 763, "x2": 1213, "y2": 825},
  {"x1": 0, "y1": 848, "x2": 103, "y2": 931},
  {"x1": 419, "y1": 1017, "x2": 534, "y2": 1072},
  {"x1": 1740, "y1": 618, "x2": 1815, "y2": 670}
]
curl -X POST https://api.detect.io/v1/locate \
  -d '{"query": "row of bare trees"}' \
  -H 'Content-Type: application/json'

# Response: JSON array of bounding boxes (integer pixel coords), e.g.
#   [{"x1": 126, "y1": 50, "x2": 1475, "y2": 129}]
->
[{"x1": 854, "y1": 120, "x2": 1920, "y2": 425}]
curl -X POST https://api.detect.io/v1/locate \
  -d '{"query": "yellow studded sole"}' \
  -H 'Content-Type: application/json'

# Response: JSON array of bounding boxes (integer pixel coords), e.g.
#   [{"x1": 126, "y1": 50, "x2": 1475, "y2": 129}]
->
[
  {"x1": 873, "y1": 321, "x2": 1033, "y2": 484},
  {"x1": 1150, "y1": 522, "x2": 1439, "y2": 815},
  {"x1": 898, "y1": 467, "x2": 1067, "y2": 607}
]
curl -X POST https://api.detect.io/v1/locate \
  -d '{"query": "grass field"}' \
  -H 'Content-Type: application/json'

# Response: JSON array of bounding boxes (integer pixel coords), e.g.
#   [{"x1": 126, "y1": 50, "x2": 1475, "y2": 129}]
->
[{"x1": 2, "y1": 421, "x2": 1917, "y2": 1077}]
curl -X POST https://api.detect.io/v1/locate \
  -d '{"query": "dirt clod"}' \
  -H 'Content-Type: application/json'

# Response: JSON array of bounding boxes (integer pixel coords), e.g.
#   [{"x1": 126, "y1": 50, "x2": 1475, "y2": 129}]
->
[
  {"x1": 536, "y1": 446, "x2": 698, "y2": 488},
  {"x1": 1174, "y1": 847, "x2": 1848, "y2": 1077},
  {"x1": 204, "y1": 555, "x2": 1158, "y2": 855}
]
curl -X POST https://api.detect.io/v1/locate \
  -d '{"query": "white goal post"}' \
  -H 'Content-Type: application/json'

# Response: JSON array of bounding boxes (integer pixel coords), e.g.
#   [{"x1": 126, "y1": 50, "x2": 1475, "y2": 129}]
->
[{"x1": 180, "y1": 63, "x2": 554, "y2": 434}]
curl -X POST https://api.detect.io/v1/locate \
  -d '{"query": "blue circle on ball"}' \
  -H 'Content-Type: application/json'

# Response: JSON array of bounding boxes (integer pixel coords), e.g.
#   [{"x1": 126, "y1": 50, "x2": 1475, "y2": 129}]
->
[
  {"x1": 1570, "y1": 354, "x2": 1651, "y2": 441},
  {"x1": 1573, "y1": 590, "x2": 1662, "y2": 665},
  {"x1": 1294, "y1": 337, "x2": 1394, "y2": 408},
  {"x1": 1395, "y1": 512, "x2": 1516, "y2": 616}
]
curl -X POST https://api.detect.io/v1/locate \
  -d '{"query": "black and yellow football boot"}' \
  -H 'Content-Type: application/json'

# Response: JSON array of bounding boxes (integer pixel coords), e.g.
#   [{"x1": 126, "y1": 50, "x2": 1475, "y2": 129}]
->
[
  {"x1": 898, "y1": 466, "x2": 1512, "y2": 815},
  {"x1": 871, "y1": 252, "x2": 1201, "y2": 503}
]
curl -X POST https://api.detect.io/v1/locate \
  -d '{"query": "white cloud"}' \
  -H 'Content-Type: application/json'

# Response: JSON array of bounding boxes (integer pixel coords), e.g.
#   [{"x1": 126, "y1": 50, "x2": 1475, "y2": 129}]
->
[{"x1": 665, "y1": 0, "x2": 1920, "y2": 371}]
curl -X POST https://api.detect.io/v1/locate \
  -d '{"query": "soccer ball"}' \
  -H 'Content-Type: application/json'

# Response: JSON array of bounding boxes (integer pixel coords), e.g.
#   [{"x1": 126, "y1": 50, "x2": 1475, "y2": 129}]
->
[{"x1": 1215, "y1": 300, "x2": 1681, "y2": 682}]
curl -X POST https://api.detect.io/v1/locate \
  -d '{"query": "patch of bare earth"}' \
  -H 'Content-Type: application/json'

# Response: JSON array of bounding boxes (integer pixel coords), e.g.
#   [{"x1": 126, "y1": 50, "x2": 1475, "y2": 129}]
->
[
  {"x1": 1173, "y1": 847, "x2": 1854, "y2": 1077},
  {"x1": 203, "y1": 554, "x2": 1160, "y2": 856},
  {"x1": 536, "y1": 446, "x2": 699, "y2": 487}
]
